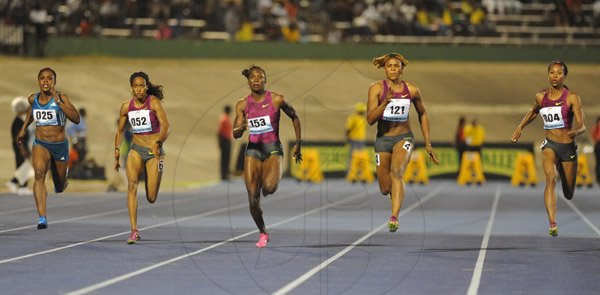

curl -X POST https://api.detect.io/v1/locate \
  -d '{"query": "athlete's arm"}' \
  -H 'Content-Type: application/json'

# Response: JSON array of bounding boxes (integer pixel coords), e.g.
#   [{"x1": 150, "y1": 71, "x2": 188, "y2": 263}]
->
[
  {"x1": 278, "y1": 94, "x2": 303, "y2": 163},
  {"x1": 17, "y1": 94, "x2": 35, "y2": 145},
  {"x1": 568, "y1": 93, "x2": 586, "y2": 138},
  {"x1": 367, "y1": 82, "x2": 388, "y2": 125},
  {"x1": 55, "y1": 91, "x2": 80, "y2": 124},
  {"x1": 150, "y1": 97, "x2": 170, "y2": 158},
  {"x1": 411, "y1": 84, "x2": 439, "y2": 164},
  {"x1": 233, "y1": 99, "x2": 247, "y2": 139},
  {"x1": 114, "y1": 102, "x2": 129, "y2": 171},
  {"x1": 511, "y1": 94, "x2": 542, "y2": 143}
]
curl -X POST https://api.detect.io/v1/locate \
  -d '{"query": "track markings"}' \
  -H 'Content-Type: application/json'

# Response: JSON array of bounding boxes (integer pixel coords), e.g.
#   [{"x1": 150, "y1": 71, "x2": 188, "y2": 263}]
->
[
  {"x1": 65, "y1": 190, "x2": 372, "y2": 295},
  {"x1": 272, "y1": 186, "x2": 444, "y2": 295},
  {"x1": 467, "y1": 186, "x2": 502, "y2": 295}
]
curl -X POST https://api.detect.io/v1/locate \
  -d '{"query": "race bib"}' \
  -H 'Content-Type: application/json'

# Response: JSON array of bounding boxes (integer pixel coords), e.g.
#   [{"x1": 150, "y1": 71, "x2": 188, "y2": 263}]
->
[
  {"x1": 129, "y1": 110, "x2": 152, "y2": 133},
  {"x1": 248, "y1": 115, "x2": 273, "y2": 135},
  {"x1": 34, "y1": 109, "x2": 58, "y2": 126},
  {"x1": 383, "y1": 99, "x2": 410, "y2": 122},
  {"x1": 539, "y1": 106, "x2": 565, "y2": 129}
]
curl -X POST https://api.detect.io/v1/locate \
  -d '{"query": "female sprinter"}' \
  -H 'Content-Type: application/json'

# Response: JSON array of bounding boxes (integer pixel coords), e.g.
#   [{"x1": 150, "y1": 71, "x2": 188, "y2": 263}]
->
[
  {"x1": 17, "y1": 67, "x2": 80, "y2": 229},
  {"x1": 233, "y1": 65, "x2": 302, "y2": 248},
  {"x1": 367, "y1": 53, "x2": 439, "y2": 232},
  {"x1": 511, "y1": 61, "x2": 586, "y2": 237},
  {"x1": 114, "y1": 72, "x2": 170, "y2": 244}
]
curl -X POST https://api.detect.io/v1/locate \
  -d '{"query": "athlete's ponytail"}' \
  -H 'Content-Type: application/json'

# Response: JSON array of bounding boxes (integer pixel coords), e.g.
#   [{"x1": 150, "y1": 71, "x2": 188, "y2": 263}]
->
[
  {"x1": 130, "y1": 71, "x2": 164, "y2": 101},
  {"x1": 241, "y1": 65, "x2": 267, "y2": 82}
]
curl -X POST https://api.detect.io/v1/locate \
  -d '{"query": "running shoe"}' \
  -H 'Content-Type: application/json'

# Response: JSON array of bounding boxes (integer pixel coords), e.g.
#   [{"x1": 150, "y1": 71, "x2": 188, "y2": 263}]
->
[
  {"x1": 255, "y1": 233, "x2": 270, "y2": 248},
  {"x1": 37, "y1": 216, "x2": 48, "y2": 230},
  {"x1": 127, "y1": 230, "x2": 141, "y2": 244},
  {"x1": 388, "y1": 216, "x2": 398, "y2": 232},
  {"x1": 548, "y1": 223, "x2": 558, "y2": 237}
]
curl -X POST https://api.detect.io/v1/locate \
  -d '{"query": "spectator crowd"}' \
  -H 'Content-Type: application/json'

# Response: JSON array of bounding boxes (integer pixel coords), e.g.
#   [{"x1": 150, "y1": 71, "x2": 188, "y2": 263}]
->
[{"x1": 1, "y1": 0, "x2": 599, "y2": 44}]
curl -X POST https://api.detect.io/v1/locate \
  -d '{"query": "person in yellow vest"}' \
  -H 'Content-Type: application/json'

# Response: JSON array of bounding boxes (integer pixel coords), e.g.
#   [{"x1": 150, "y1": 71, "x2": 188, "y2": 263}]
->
[
  {"x1": 346, "y1": 103, "x2": 368, "y2": 177},
  {"x1": 464, "y1": 118, "x2": 486, "y2": 155}
]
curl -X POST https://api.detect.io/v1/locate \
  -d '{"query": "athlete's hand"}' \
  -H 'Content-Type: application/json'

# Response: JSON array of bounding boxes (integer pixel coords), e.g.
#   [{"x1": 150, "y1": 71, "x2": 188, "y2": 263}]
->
[
  {"x1": 51, "y1": 87, "x2": 61, "y2": 106},
  {"x1": 426, "y1": 144, "x2": 440, "y2": 165},
  {"x1": 114, "y1": 157, "x2": 121, "y2": 172},
  {"x1": 383, "y1": 85, "x2": 394, "y2": 105},
  {"x1": 567, "y1": 130, "x2": 578, "y2": 138},
  {"x1": 293, "y1": 141, "x2": 303, "y2": 164},
  {"x1": 152, "y1": 143, "x2": 160, "y2": 160},
  {"x1": 510, "y1": 128, "x2": 522, "y2": 143},
  {"x1": 16, "y1": 129, "x2": 26, "y2": 145}
]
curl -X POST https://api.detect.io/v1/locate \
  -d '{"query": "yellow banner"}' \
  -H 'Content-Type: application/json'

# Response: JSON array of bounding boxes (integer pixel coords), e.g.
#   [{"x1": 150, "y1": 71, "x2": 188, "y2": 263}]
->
[{"x1": 289, "y1": 142, "x2": 533, "y2": 178}]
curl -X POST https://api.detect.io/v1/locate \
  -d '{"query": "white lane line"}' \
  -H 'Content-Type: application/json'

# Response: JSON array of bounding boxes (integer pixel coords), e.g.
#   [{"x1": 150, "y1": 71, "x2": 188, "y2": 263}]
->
[
  {"x1": 562, "y1": 197, "x2": 600, "y2": 237},
  {"x1": 65, "y1": 191, "x2": 371, "y2": 295},
  {"x1": 0, "y1": 208, "x2": 128, "y2": 234},
  {"x1": 272, "y1": 186, "x2": 445, "y2": 295},
  {"x1": 0, "y1": 188, "x2": 307, "y2": 265},
  {"x1": 467, "y1": 186, "x2": 502, "y2": 295},
  {"x1": 0, "y1": 186, "x2": 245, "y2": 233},
  {"x1": 0, "y1": 197, "x2": 118, "y2": 216}
]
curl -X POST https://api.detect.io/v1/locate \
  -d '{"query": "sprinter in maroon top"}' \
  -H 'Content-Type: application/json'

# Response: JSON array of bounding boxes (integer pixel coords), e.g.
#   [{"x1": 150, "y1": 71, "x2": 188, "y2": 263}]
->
[
  {"x1": 367, "y1": 53, "x2": 439, "y2": 233},
  {"x1": 511, "y1": 61, "x2": 586, "y2": 237},
  {"x1": 114, "y1": 71, "x2": 170, "y2": 244},
  {"x1": 233, "y1": 65, "x2": 302, "y2": 248}
]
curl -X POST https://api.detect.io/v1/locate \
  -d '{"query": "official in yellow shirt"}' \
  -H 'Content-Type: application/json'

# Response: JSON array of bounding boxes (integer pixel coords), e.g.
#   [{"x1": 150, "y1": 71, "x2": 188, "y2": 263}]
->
[
  {"x1": 346, "y1": 103, "x2": 368, "y2": 174},
  {"x1": 464, "y1": 118, "x2": 485, "y2": 153}
]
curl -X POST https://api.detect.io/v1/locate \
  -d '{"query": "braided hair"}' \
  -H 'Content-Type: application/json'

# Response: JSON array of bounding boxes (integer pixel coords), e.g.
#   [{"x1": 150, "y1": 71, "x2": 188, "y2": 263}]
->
[{"x1": 130, "y1": 71, "x2": 164, "y2": 100}]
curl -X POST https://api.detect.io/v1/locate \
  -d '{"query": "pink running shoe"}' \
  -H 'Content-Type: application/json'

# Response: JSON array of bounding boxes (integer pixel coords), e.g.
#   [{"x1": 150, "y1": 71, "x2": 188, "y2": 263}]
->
[
  {"x1": 127, "y1": 230, "x2": 141, "y2": 244},
  {"x1": 255, "y1": 233, "x2": 270, "y2": 248}
]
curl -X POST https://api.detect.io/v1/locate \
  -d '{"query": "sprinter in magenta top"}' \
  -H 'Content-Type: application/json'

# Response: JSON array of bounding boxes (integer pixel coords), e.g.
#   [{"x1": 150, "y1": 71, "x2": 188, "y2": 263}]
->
[
  {"x1": 366, "y1": 53, "x2": 439, "y2": 233},
  {"x1": 233, "y1": 65, "x2": 303, "y2": 248},
  {"x1": 511, "y1": 61, "x2": 586, "y2": 237},
  {"x1": 127, "y1": 94, "x2": 161, "y2": 135},
  {"x1": 114, "y1": 71, "x2": 170, "y2": 244}
]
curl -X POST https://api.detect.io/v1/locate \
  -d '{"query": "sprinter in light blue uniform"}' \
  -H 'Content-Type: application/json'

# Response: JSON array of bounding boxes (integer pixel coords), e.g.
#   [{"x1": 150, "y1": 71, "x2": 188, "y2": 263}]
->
[{"x1": 17, "y1": 68, "x2": 80, "y2": 230}]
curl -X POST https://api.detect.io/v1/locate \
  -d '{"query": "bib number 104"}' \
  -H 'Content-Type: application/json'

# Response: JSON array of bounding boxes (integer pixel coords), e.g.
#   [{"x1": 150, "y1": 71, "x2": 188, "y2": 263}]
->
[{"x1": 543, "y1": 113, "x2": 560, "y2": 122}]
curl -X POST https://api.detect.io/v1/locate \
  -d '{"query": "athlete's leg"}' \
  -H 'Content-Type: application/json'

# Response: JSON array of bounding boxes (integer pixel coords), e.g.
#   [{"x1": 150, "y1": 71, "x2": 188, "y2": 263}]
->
[
  {"x1": 32, "y1": 145, "x2": 51, "y2": 219},
  {"x1": 389, "y1": 140, "x2": 413, "y2": 219},
  {"x1": 557, "y1": 159, "x2": 577, "y2": 200},
  {"x1": 144, "y1": 156, "x2": 164, "y2": 203},
  {"x1": 375, "y1": 152, "x2": 392, "y2": 196},
  {"x1": 541, "y1": 148, "x2": 558, "y2": 226},
  {"x1": 49, "y1": 160, "x2": 69, "y2": 193},
  {"x1": 126, "y1": 150, "x2": 144, "y2": 231},
  {"x1": 245, "y1": 156, "x2": 266, "y2": 233},
  {"x1": 261, "y1": 155, "x2": 282, "y2": 196}
]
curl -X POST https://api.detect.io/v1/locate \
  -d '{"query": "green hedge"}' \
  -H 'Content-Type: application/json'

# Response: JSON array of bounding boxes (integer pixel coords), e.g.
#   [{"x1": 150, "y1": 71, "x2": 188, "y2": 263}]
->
[{"x1": 47, "y1": 37, "x2": 600, "y2": 62}]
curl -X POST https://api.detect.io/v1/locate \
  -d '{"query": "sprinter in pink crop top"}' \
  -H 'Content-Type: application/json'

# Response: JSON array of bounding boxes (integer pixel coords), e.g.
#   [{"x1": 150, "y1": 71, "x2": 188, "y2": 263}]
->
[
  {"x1": 511, "y1": 61, "x2": 586, "y2": 237},
  {"x1": 367, "y1": 53, "x2": 439, "y2": 233},
  {"x1": 232, "y1": 65, "x2": 303, "y2": 248},
  {"x1": 114, "y1": 71, "x2": 170, "y2": 244}
]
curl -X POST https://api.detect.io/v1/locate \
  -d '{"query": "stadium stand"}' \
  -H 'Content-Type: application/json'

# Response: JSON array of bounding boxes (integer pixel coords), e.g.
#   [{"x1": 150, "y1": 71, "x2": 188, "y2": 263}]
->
[{"x1": 1, "y1": 0, "x2": 599, "y2": 56}]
